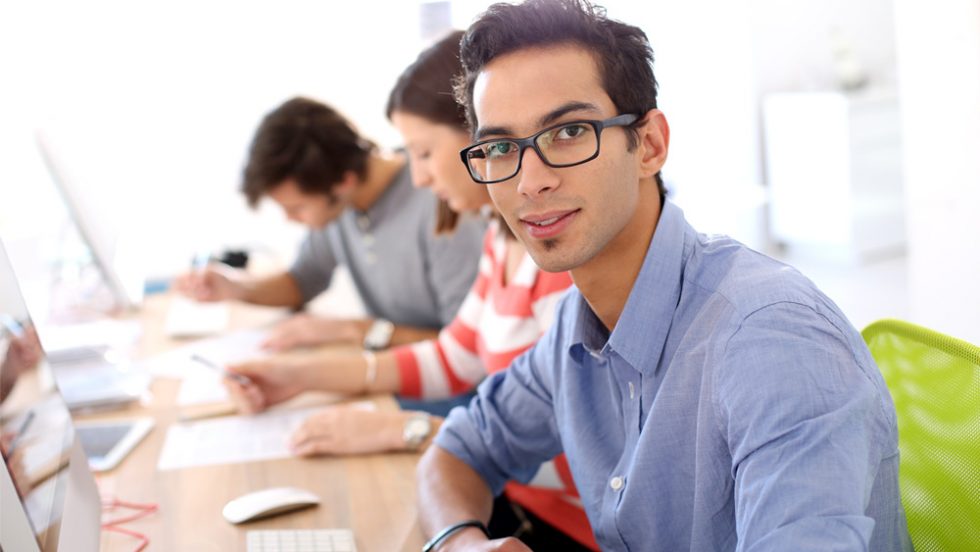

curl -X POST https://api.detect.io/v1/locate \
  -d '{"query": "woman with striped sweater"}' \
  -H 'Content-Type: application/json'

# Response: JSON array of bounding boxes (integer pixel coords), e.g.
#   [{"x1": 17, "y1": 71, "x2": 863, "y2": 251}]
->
[{"x1": 225, "y1": 32, "x2": 597, "y2": 550}]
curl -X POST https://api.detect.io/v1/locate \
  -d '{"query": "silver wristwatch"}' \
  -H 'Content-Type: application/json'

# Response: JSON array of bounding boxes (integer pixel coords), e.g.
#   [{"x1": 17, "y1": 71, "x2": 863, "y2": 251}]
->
[
  {"x1": 362, "y1": 319, "x2": 394, "y2": 351},
  {"x1": 402, "y1": 413, "x2": 432, "y2": 451}
]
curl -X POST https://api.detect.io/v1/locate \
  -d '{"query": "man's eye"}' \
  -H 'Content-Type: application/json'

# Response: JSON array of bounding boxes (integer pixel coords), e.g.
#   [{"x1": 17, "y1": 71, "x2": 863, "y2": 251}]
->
[
  {"x1": 486, "y1": 142, "x2": 516, "y2": 159},
  {"x1": 556, "y1": 124, "x2": 588, "y2": 140}
]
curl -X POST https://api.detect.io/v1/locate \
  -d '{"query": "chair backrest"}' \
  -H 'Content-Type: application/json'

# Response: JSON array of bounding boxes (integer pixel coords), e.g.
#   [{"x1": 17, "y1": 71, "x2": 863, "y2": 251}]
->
[{"x1": 862, "y1": 319, "x2": 980, "y2": 552}]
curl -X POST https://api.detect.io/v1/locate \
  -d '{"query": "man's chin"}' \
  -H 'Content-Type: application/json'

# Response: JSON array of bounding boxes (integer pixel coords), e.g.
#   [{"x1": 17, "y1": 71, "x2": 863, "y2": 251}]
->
[{"x1": 525, "y1": 242, "x2": 579, "y2": 274}]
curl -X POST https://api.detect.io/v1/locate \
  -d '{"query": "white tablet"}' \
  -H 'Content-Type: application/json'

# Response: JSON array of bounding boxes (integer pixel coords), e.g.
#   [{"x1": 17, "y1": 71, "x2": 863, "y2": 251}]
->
[{"x1": 74, "y1": 418, "x2": 154, "y2": 472}]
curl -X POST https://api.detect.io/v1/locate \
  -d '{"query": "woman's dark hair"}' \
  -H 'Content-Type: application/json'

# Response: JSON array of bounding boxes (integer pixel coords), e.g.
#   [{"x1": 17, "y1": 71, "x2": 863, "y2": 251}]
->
[
  {"x1": 454, "y1": 0, "x2": 665, "y2": 198},
  {"x1": 387, "y1": 30, "x2": 467, "y2": 127},
  {"x1": 241, "y1": 97, "x2": 375, "y2": 208},
  {"x1": 387, "y1": 31, "x2": 470, "y2": 234}
]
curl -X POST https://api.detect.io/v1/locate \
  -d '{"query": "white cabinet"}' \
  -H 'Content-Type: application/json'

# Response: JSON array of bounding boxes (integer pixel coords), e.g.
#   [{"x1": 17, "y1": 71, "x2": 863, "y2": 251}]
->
[{"x1": 763, "y1": 90, "x2": 906, "y2": 263}]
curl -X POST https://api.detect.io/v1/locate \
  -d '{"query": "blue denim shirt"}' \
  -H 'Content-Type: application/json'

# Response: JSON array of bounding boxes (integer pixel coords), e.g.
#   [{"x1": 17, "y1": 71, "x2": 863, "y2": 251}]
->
[{"x1": 436, "y1": 201, "x2": 911, "y2": 551}]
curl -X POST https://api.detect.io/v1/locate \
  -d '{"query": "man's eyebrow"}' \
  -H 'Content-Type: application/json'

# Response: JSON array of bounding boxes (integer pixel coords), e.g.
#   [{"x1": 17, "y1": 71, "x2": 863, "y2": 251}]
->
[
  {"x1": 473, "y1": 101, "x2": 602, "y2": 141},
  {"x1": 474, "y1": 124, "x2": 512, "y2": 141},
  {"x1": 537, "y1": 101, "x2": 601, "y2": 128}
]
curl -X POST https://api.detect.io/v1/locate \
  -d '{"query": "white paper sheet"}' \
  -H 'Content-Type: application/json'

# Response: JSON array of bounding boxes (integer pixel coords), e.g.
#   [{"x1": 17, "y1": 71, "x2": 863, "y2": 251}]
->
[
  {"x1": 39, "y1": 318, "x2": 142, "y2": 353},
  {"x1": 175, "y1": 369, "x2": 230, "y2": 406},
  {"x1": 164, "y1": 297, "x2": 230, "y2": 338},
  {"x1": 157, "y1": 406, "x2": 320, "y2": 470},
  {"x1": 156, "y1": 402, "x2": 375, "y2": 471},
  {"x1": 138, "y1": 328, "x2": 268, "y2": 380}
]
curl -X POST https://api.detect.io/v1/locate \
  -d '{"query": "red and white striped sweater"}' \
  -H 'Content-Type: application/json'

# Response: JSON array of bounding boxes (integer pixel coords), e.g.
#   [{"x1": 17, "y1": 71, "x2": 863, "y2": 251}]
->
[{"x1": 392, "y1": 220, "x2": 599, "y2": 550}]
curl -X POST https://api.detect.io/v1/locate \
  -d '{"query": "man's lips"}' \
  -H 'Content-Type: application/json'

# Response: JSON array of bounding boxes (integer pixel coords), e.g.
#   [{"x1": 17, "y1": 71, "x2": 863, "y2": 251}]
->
[{"x1": 519, "y1": 209, "x2": 580, "y2": 240}]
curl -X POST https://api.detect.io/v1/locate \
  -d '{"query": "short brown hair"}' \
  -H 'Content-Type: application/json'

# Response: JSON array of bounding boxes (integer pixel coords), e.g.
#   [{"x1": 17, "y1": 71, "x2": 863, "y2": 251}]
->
[
  {"x1": 241, "y1": 97, "x2": 374, "y2": 207},
  {"x1": 455, "y1": 0, "x2": 666, "y2": 198},
  {"x1": 387, "y1": 31, "x2": 468, "y2": 233}
]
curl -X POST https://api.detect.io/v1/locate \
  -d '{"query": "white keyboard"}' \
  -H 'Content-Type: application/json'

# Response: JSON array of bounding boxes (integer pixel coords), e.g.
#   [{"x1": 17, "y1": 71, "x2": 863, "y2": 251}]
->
[{"x1": 246, "y1": 529, "x2": 357, "y2": 552}]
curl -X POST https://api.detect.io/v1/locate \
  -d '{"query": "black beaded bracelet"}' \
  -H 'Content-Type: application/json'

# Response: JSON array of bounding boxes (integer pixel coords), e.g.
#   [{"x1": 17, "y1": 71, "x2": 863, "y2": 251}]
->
[{"x1": 421, "y1": 519, "x2": 491, "y2": 552}]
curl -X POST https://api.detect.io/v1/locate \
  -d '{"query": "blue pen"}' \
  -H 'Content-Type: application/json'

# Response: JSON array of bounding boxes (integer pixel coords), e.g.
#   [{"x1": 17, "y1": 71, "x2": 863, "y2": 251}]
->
[{"x1": 190, "y1": 354, "x2": 252, "y2": 386}]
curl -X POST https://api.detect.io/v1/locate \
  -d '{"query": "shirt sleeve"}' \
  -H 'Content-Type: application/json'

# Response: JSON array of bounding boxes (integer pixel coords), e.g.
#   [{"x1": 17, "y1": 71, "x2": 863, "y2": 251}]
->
[
  {"x1": 287, "y1": 228, "x2": 338, "y2": 304},
  {"x1": 421, "y1": 211, "x2": 486, "y2": 326},
  {"x1": 715, "y1": 302, "x2": 888, "y2": 551},
  {"x1": 434, "y1": 322, "x2": 564, "y2": 496},
  {"x1": 393, "y1": 228, "x2": 495, "y2": 399}
]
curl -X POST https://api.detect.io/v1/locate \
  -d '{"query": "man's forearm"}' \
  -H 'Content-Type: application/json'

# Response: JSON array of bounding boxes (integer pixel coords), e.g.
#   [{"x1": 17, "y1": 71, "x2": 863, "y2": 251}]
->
[
  {"x1": 417, "y1": 446, "x2": 495, "y2": 549},
  {"x1": 239, "y1": 272, "x2": 304, "y2": 308}
]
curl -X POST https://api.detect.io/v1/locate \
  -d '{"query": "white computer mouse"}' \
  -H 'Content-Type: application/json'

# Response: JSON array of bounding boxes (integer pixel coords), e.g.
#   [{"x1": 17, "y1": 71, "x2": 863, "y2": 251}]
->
[{"x1": 222, "y1": 486, "x2": 321, "y2": 524}]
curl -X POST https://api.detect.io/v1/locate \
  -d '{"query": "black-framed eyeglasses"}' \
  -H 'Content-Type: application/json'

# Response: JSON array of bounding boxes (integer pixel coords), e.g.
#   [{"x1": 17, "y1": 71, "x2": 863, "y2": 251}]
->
[{"x1": 459, "y1": 113, "x2": 639, "y2": 184}]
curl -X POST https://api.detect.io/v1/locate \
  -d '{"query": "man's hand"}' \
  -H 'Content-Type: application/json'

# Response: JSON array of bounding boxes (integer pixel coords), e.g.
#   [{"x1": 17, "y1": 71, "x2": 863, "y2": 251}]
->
[
  {"x1": 436, "y1": 532, "x2": 531, "y2": 551},
  {"x1": 223, "y1": 357, "x2": 310, "y2": 414},
  {"x1": 261, "y1": 314, "x2": 364, "y2": 352},
  {"x1": 1, "y1": 324, "x2": 42, "y2": 401},
  {"x1": 289, "y1": 406, "x2": 409, "y2": 456},
  {"x1": 172, "y1": 266, "x2": 244, "y2": 302}
]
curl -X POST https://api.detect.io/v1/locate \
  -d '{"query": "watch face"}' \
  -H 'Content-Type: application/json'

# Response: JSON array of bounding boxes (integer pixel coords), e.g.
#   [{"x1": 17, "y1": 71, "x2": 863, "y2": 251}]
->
[
  {"x1": 404, "y1": 416, "x2": 432, "y2": 449},
  {"x1": 364, "y1": 319, "x2": 394, "y2": 350}
]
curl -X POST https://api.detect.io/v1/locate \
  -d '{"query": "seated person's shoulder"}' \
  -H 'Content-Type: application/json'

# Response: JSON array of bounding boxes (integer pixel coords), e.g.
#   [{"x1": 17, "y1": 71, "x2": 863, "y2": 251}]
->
[
  {"x1": 688, "y1": 236, "x2": 889, "y2": 409},
  {"x1": 689, "y1": 234, "x2": 841, "y2": 327},
  {"x1": 686, "y1": 234, "x2": 874, "y2": 367}
]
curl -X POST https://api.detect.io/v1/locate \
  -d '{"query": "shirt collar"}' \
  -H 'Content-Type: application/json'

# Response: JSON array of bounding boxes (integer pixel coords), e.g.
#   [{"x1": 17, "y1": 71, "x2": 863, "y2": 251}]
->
[
  {"x1": 568, "y1": 201, "x2": 690, "y2": 374},
  {"x1": 350, "y1": 162, "x2": 411, "y2": 228}
]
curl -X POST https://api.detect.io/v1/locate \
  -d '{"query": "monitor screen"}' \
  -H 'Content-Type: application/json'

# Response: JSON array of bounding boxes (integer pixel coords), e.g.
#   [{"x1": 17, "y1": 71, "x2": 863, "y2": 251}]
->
[
  {"x1": 1, "y1": 239, "x2": 100, "y2": 551},
  {"x1": 34, "y1": 132, "x2": 145, "y2": 312}
]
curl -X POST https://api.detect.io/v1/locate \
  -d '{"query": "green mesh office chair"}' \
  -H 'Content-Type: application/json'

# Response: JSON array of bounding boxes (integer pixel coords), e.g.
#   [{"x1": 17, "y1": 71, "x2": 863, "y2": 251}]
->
[{"x1": 862, "y1": 319, "x2": 980, "y2": 552}]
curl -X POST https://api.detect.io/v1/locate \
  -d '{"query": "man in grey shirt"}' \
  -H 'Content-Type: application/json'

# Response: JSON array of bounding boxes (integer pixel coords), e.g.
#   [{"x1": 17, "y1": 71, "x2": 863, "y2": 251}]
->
[{"x1": 176, "y1": 97, "x2": 485, "y2": 352}]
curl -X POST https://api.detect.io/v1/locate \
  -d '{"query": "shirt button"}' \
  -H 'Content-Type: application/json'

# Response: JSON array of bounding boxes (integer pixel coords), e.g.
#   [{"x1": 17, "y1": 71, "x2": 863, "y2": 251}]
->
[
  {"x1": 357, "y1": 215, "x2": 371, "y2": 231},
  {"x1": 363, "y1": 234, "x2": 374, "y2": 246},
  {"x1": 628, "y1": 381, "x2": 635, "y2": 399},
  {"x1": 364, "y1": 252, "x2": 377, "y2": 264},
  {"x1": 610, "y1": 476, "x2": 625, "y2": 491}
]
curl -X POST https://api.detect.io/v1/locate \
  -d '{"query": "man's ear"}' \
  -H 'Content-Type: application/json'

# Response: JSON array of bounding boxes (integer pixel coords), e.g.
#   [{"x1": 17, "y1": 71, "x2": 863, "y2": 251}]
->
[
  {"x1": 635, "y1": 108, "x2": 670, "y2": 178},
  {"x1": 334, "y1": 170, "x2": 360, "y2": 195}
]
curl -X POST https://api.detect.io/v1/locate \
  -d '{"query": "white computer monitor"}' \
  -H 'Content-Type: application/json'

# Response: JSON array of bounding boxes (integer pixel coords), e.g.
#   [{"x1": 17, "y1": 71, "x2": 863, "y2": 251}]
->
[
  {"x1": 0, "y1": 240, "x2": 101, "y2": 552},
  {"x1": 34, "y1": 132, "x2": 144, "y2": 312}
]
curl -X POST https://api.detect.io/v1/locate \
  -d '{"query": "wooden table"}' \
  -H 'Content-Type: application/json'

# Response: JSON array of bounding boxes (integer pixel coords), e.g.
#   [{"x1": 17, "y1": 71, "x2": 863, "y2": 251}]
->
[{"x1": 82, "y1": 294, "x2": 426, "y2": 551}]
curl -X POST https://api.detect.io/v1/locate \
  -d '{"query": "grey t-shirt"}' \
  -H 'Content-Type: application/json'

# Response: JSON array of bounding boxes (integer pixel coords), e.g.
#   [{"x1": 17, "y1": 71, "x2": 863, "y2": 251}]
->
[{"x1": 288, "y1": 164, "x2": 486, "y2": 329}]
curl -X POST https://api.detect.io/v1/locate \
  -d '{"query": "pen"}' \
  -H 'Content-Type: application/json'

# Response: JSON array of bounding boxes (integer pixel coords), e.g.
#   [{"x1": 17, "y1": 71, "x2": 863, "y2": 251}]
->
[
  {"x1": 189, "y1": 354, "x2": 252, "y2": 386},
  {"x1": 6, "y1": 410, "x2": 35, "y2": 456},
  {"x1": 0, "y1": 314, "x2": 24, "y2": 338},
  {"x1": 191, "y1": 251, "x2": 211, "y2": 271}
]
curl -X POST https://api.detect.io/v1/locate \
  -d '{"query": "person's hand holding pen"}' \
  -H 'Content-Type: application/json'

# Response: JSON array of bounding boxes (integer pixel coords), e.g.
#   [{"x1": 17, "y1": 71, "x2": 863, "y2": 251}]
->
[
  {"x1": 194, "y1": 355, "x2": 310, "y2": 415},
  {"x1": 172, "y1": 253, "x2": 244, "y2": 302},
  {"x1": 1, "y1": 317, "x2": 42, "y2": 402}
]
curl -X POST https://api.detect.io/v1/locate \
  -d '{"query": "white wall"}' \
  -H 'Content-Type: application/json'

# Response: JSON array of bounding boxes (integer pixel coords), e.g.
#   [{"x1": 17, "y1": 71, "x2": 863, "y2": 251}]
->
[
  {"x1": 0, "y1": 0, "x2": 425, "y2": 279},
  {"x1": 749, "y1": 0, "x2": 898, "y2": 94},
  {"x1": 894, "y1": 0, "x2": 980, "y2": 343}
]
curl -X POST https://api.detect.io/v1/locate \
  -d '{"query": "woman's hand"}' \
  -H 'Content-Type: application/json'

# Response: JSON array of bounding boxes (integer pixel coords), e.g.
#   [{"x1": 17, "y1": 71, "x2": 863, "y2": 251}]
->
[
  {"x1": 289, "y1": 407, "x2": 414, "y2": 456},
  {"x1": 223, "y1": 357, "x2": 311, "y2": 414}
]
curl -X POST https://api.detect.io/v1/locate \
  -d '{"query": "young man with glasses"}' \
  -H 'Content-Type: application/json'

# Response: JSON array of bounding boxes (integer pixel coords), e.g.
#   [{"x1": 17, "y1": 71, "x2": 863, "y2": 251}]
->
[{"x1": 416, "y1": 1, "x2": 911, "y2": 551}]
